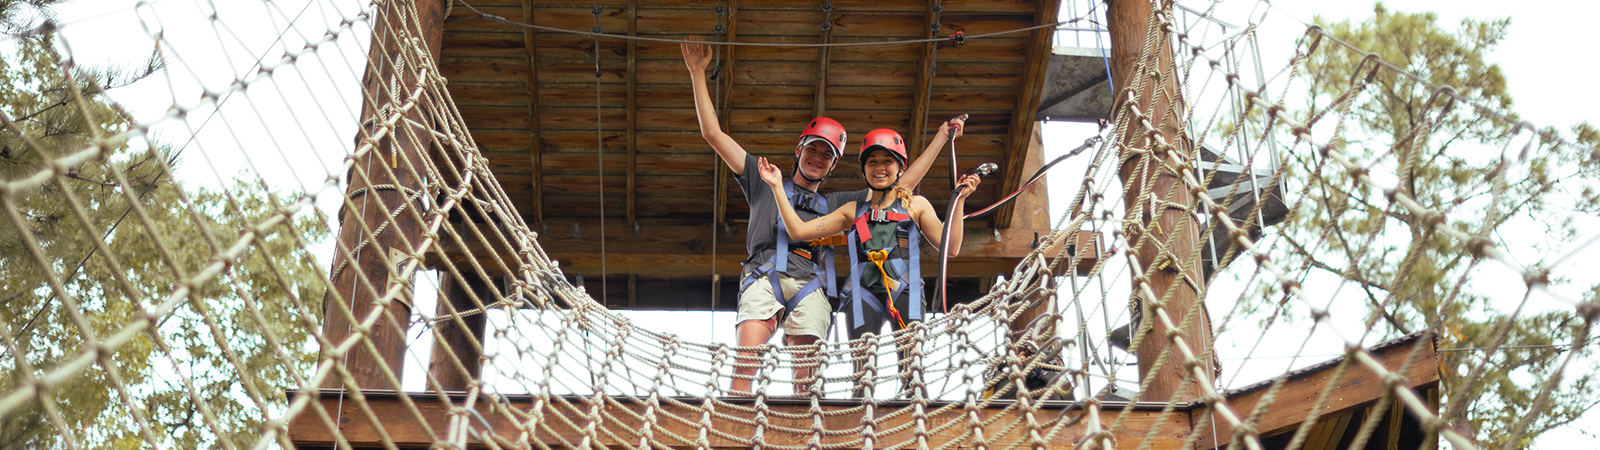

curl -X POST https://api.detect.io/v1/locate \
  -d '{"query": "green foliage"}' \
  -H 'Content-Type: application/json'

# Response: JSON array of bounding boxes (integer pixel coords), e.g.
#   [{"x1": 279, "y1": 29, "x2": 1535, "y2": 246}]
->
[
  {"x1": 0, "y1": 9, "x2": 328, "y2": 449},
  {"x1": 1279, "y1": 4, "x2": 1600, "y2": 448}
]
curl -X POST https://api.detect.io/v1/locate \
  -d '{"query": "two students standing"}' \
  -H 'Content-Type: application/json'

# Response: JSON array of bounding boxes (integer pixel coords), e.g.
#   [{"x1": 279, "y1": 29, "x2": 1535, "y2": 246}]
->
[{"x1": 682, "y1": 37, "x2": 979, "y2": 396}]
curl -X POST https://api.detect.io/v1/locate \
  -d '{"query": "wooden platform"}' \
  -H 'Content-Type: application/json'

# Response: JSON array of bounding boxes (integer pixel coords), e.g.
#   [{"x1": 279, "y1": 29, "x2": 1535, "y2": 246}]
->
[
  {"x1": 286, "y1": 333, "x2": 1438, "y2": 449},
  {"x1": 288, "y1": 393, "x2": 1189, "y2": 449}
]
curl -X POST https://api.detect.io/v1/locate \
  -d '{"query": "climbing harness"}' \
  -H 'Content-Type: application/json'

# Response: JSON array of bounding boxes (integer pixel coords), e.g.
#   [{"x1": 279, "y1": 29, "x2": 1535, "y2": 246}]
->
[
  {"x1": 847, "y1": 198, "x2": 921, "y2": 329},
  {"x1": 738, "y1": 181, "x2": 836, "y2": 321}
]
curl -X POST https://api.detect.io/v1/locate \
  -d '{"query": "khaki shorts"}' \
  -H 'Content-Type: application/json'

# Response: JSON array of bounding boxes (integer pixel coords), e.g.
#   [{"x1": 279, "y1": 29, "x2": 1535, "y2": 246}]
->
[{"x1": 735, "y1": 273, "x2": 832, "y2": 339}]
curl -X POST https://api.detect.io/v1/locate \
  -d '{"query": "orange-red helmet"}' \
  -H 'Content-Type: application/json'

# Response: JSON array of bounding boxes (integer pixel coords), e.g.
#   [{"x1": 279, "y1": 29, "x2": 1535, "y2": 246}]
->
[
  {"x1": 797, "y1": 117, "x2": 847, "y2": 160},
  {"x1": 857, "y1": 128, "x2": 908, "y2": 168}
]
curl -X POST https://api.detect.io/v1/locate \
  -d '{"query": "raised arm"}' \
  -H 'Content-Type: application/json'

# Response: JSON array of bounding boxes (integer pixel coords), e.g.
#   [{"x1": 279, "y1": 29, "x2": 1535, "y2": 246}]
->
[
  {"x1": 912, "y1": 174, "x2": 980, "y2": 257},
  {"x1": 755, "y1": 157, "x2": 857, "y2": 241},
  {"x1": 683, "y1": 37, "x2": 748, "y2": 175},
  {"x1": 897, "y1": 116, "x2": 965, "y2": 191}
]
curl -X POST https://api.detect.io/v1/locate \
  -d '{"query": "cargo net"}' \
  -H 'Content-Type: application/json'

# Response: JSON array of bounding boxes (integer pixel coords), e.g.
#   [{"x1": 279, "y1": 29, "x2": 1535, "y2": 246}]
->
[{"x1": 1, "y1": 0, "x2": 1596, "y2": 449}]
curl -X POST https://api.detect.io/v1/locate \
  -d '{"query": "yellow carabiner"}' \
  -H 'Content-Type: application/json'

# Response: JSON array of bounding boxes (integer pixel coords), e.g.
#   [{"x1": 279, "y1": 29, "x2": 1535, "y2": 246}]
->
[
  {"x1": 867, "y1": 249, "x2": 908, "y2": 329},
  {"x1": 866, "y1": 249, "x2": 898, "y2": 292}
]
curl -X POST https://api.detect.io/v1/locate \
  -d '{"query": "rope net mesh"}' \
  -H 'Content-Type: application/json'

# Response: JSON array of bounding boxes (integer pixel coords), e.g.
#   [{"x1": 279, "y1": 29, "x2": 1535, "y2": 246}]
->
[{"x1": 0, "y1": 0, "x2": 1594, "y2": 449}]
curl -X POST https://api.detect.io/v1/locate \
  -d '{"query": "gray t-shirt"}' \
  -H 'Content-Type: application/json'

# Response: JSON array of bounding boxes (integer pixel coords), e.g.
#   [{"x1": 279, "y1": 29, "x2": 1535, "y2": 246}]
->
[{"x1": 735, "y1": 153, "x2": 868, "y2": 280}]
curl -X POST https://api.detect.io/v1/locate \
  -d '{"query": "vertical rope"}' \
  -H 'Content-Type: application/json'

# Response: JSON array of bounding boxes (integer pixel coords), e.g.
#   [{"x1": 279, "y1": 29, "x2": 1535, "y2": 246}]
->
[
  {"x1": 592, "y1": 0, "x2": 608, "y2": 304},
  {"x1": 923, "y1": 0, "x2": 947, "y2": 188},
  {"x1": 708, "y1": 0, "x2": 728, "y2": 343}
]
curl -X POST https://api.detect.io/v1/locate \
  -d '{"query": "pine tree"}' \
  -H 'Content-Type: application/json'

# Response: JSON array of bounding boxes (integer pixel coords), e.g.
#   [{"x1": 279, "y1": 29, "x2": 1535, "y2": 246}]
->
[
  {"x1": 0, "y1": 4, "x2": 328, "y2": 448},
  {"x1": 1282, "y1": 4, "x2": 1600, "y2": 447}
]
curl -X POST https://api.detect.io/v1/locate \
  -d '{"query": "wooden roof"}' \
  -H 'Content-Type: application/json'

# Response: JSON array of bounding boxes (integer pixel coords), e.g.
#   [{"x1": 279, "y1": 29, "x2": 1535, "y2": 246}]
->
[{"x1": 436, "y1": 0, "x2": 1066, "y2": 307}]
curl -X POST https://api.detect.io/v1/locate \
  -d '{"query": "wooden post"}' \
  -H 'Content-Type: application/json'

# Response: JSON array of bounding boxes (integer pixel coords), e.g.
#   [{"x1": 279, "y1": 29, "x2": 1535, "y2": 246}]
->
[
  {"x1": 427, "y1": 270, "x2": 493, "y2": 391},
  {"x1": 524, "y1": 0, "x2": 543, "y2": 226},
  {"x1": 1105, "y1": 0, "x2": 1215, "y2": 402},
  {"x1": 994, "y1": 0, "x2": 1060, "y2": 228},
  {"x1": 319, "y1": 0, "x2": 449, "y2": 390}
]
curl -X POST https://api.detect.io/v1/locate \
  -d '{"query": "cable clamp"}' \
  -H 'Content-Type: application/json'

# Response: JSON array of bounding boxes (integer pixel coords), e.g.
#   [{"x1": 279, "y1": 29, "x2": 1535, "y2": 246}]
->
[{"x1": 948, "y1": 31, "x2": 965, "y2": 46}]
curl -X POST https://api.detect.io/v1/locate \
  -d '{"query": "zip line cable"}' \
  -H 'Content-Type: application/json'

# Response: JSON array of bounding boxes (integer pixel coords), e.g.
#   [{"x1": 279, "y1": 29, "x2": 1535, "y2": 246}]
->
[
  {"x1": 592, "y1": 1, "x2": 607, "y2": 306},
  {"x1": 963, "y1": 132, "x2": 1104, "y2": 219},
  {"x1": 707, "y1": 0, "x2": 728, "y2": 345},
  {"x1": 453, "y1": 0, "x2": 1094, "y2": 49}
]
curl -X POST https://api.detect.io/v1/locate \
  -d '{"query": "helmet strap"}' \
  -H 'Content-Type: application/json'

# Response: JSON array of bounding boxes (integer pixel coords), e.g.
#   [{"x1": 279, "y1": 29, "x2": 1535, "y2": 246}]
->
[
  {"x1": 865, "y1": 170, "x2": 903, "y2": 193},
  {"x1": 795, "y1": 159, "x2": 832, "y2": 184}
]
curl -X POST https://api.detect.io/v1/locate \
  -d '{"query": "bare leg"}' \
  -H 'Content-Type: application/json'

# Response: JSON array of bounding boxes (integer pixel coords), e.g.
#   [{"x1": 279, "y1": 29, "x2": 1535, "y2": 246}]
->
[
  {"x1": 731, "y1": 318, "x2": 775, "y2": 395},
  {"x1": 786, "y1": 334, "x2": 821, "y2": 395}
]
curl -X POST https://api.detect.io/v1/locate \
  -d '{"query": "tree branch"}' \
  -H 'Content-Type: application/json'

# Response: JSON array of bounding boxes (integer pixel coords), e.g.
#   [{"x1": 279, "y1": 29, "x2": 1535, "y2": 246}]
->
[{"x1": 12, "y1": 98, "x2": 71, "y2": 123}]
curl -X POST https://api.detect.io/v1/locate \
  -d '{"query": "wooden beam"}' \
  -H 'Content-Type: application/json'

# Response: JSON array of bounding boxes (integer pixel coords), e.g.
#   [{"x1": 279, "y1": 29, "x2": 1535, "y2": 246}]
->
[
  {"x1": 994, "y1": 0, "x2": 1060, "y2": 227},
  {"x1": 1106, "y1": 0, "x2": 1212, "y2": 402},
  {"x1": 1003, "y1": 126, "x2": 1051, "y2": 229},
  {"x1": 907, "y1": 0, "x2": 937, "y2": 164},
  {"x1": 812, "y1": 1, "x2": 833, "y2": 118},
  {"x1": 426, "y1": 270, "x2": 491, "y2": 391},
  {"x1": 625, "y1": 0, "x2": 639, "y2": 227},
  {"x1": 713, "y1": 0, "x2": 738, "y2": 226},
  {"x1": 288, "y1": 392, "x2": 1192, "y2": 449},
  {"x1": 1192, "y1": 334, "x2": 1440, "y2": 450},
  {"x1": 426, "y1": 220, "x2": 1099, "y2": 278},
  {"x1": 522, "y1": 0, "x2": 543, "y2": 225},
  {"x1": 317, "y1": 0, "x2": 449, "y2": 390},
  {"x1": 1385, "y1": 394, "x2": 1404, "y2": 450},
  {"x1": 627, "y1": 273, "x2": 638, "y2": 308}
]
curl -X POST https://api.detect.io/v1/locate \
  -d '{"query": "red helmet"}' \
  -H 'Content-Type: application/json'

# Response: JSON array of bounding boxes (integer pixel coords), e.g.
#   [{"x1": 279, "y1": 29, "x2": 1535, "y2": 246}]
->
[
  {"x1": 797, "y1": 117, "x2": 847, "y2": 160},
  {"x1": 857, "y1": 128, "x2": 908, "y2": 168}
]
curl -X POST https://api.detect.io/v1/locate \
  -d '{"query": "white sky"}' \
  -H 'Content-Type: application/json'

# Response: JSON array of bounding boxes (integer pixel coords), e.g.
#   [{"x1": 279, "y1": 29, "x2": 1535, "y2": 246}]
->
[
  {"x1": 28, "y1": 0, "x2": 1600, "y2": 447},
  {"x1": 1042, "y1": 1, "x2": 1600, "y2": 447}
]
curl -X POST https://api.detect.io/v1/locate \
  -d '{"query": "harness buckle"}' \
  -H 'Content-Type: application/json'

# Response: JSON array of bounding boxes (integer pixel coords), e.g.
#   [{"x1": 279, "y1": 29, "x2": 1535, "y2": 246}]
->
[
  {"x1": 809, "y1": 235, "x2": 848, "y2": 247},
  {"x1": 793, "y1": 193, "x2": 820, "y2": 214},
  {"x1": 868, "y1": 209, "x2": 890, "y2": 222}
]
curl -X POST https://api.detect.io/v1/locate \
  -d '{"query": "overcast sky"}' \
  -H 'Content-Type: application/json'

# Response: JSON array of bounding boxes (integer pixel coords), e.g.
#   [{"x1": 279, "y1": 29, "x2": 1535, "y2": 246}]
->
[{"x1": 1043, "y1": 1, "x2": 1599, "y2": 446}]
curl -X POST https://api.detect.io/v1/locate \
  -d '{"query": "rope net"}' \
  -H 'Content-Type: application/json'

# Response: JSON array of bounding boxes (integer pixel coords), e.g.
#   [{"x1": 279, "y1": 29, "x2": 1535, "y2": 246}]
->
[{"x1": 0, "y1": 0, "x2": 1594, "y2": 449}]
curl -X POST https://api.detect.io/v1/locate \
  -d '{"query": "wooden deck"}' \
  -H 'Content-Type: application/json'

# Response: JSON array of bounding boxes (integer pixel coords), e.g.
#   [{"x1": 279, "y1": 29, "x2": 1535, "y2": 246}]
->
[{"x1": 286, "y1": 333, "x2": 1438, "y2": 449}]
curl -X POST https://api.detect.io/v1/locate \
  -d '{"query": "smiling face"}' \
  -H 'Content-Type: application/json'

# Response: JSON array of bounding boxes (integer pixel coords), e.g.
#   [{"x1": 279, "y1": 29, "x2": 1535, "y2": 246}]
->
[
  {"x1": 860, "y1": 149, "x2": 904, "y2": 190},
  {"x1": 795, "y1": 141, "x2": 837, "y2": 181}
]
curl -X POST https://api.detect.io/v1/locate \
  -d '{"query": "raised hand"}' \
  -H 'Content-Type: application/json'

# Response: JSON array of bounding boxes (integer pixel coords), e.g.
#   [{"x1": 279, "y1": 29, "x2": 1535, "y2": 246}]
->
[
  {"x1": 681, "y1": 36, "x2": 713, "y2": 74},
  {"x1": 938, "y1": 116, "x2": 966, "y2": 140},
  {"x1": 756, "y1": 157, "x2": 784, "y2": 187},
  {"x1": 954, "y1": 174, "x2": 981, "y2": 200}
]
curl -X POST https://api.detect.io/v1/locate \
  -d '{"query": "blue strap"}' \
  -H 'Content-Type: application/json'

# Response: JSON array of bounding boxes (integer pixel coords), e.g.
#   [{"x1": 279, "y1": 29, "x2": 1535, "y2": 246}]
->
[
  {"x1": 776, "y1": 181, "x2": 828, "y2": 278},
  {"x1": 822, "y1": 243, "x2": 837, "y2": 298},
  {"x1": 744, "y1": 181, "x2": 832, "y2": 316},
  {"x1": 907, "y1": 220, "x2": 922, "y2": 321},
  {"x1": 740, "y1": 261, "x2": 775, "y2": 292},
  {"x1": 887, "y1": 259, "x2": 908, "y2": 299},
  {"x1": 739, "y1": 262, "x2": 821, "y2": 318},
  {"x1": 814, "y1": 192, "x2": 834, "y2": 298},
  {"x1": 787, "y1": 277, "x2": 823, "y2": 314},
  {"x1": 769, "y1": 270, "x2": 786, "y2": 313},
  {"x1": 849, "y1": 227, "x2": 877, "y2": 328},
  {"x1": 856, "y1": 283, "x2": 886, "y2": 328},
  {"x1": 847, "y1": 199, "x2": 925, "y2": 328},
  {"x1": 776, "y1": 184, "x2": 792, "y2": 274}
]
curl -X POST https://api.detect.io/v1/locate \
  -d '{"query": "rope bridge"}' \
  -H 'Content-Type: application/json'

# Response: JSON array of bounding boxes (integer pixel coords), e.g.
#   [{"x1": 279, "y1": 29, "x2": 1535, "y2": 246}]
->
[{"x1": 0, "y1": 0, "x2": 1593, "y2": 449}]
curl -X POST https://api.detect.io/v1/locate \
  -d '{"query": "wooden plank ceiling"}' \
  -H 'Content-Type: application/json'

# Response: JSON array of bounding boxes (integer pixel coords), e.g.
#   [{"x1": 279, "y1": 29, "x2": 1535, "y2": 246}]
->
[{"x1": 437, "y1": 0, "x2": 1063, "y2": 308}]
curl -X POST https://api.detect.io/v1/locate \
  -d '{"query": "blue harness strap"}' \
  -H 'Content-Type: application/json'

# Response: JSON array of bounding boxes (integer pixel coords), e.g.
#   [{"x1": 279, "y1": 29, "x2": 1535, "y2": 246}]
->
[
  {"x1": 908, "y1": 225, "x2": 921, "y2": 320},
  {"x1": 848, "y1": 199, "x2": 922, "y2": 329},
  {"x1": 740, "y1": 181, "x2": 833, "y2": 317}
]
